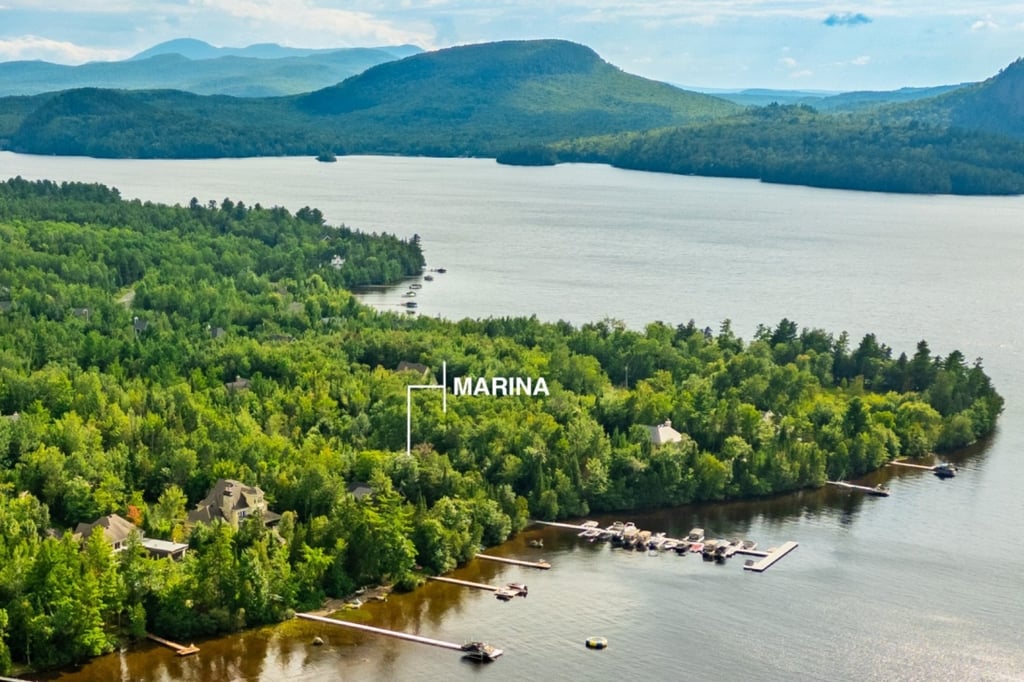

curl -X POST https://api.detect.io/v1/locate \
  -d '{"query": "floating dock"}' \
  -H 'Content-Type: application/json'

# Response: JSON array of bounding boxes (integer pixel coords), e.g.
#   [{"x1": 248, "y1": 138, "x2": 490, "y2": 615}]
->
[
  {"x1": 146, "y1": 633, "x2": 200, "y2": 656},
  {"x1": 475, "y1": 553, "x2": 551, "y2": 569},
  {"x1": 296, "y1": 613, "x2": 464, "y2": 652},
  {"x1": 743, "y1": 541, "x2": 799, "y2": 572}
]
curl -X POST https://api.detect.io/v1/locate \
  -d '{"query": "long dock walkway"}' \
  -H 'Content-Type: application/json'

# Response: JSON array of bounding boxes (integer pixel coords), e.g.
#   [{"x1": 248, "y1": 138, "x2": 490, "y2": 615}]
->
[
  {"x1": 888, "y1": 461, "x2": 935, "y2": 471},
  {"x1": 827, "y1": 481, "x2": 889, "y2": 495},
  {"x1": 428, "y1": 576, "x2": 499, "y2": 592},
  {"x1": 475, "y1": 553, "x2": 551, "y2": 569},
  {"x1": 743, "y1": 541, "x2": 799, "y2": 572},
  {"x1": 146, "y1": 633, "x2": 200, "y2": 656},
  {"x1": 296, "y1": 613, "x2": 463, "y2": 651}
]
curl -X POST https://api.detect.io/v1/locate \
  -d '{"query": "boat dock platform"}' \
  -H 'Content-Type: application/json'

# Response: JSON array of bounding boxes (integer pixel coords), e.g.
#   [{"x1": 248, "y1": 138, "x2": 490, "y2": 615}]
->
[
  {"x1": 475, "y1": 553, "x2": 551, "y2": 569},
  {"x1": 297, "y1": 613, "x2": 464, "y2": 652},
  {"x1": 146, "y1": 633, "x2": 200, "y2": 656},
  {"x1": 743, "y1": 541, "x2": 799, "y2": 572}
]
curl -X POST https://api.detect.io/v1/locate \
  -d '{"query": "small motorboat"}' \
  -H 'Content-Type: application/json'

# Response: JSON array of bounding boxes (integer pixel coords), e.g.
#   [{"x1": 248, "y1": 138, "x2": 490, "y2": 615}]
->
[
  {"x1": 461, "y1": 641, "x2": 503, "y2": 662},
  {"x1": 933, "y1": 462, "x2": 958, "y2": 478}
]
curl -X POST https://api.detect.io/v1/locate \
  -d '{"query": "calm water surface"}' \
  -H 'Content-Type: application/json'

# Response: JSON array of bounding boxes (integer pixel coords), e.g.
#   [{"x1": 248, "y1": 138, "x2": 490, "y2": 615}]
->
[{"x1": 3, "y1": 152, "x2": 1023, "y2": 681}]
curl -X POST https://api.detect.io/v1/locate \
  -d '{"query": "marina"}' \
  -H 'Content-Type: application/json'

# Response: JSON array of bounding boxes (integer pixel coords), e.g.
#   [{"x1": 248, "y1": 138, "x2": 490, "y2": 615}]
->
[{"x1": 534, "y1": 520, "x2": 797, "y2": 571}]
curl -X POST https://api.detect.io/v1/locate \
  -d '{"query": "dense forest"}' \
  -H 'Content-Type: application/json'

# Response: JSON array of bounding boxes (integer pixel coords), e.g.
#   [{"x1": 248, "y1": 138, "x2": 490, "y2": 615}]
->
[
  {"x1": 0, "y1": 180, "x2": 1003, "y2": 672},
  {"x1": 500, "y1": 104, "x2": 1024, "y2": 195}
]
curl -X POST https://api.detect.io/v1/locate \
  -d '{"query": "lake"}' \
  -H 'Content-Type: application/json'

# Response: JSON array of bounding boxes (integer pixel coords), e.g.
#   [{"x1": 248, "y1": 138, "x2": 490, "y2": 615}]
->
[{"x1": 3, "y1": 152, "x2": 1023, "y2": 681}]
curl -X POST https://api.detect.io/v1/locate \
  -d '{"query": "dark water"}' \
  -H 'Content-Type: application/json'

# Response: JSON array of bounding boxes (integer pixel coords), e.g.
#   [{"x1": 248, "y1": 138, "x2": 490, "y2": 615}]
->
[{"x1": 4, "y1": 153, "x2": 1022, "y2": 681}]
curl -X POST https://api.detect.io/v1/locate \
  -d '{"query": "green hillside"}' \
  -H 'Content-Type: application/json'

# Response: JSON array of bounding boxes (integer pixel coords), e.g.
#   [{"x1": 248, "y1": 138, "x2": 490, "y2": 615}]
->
[
  {"x1": 887, "y1": 58, "x2": 1024, "y2": 138},
  {"x1": 0, "y1": 40, "x2": 741, "y2": 158},
  {"x1": 528, "y1": 104, "x2": 1024, "y2": 195}
]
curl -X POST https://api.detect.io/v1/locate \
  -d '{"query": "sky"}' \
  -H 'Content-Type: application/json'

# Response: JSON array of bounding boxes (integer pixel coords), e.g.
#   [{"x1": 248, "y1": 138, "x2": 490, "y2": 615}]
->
[{"x1": 1, "y1": 1, "x2": 1023, "y2": 91}]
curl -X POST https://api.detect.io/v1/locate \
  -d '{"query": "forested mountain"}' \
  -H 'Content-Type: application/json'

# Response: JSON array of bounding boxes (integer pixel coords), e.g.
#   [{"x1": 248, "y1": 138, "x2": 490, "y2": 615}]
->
[
  {"x1": 0, "y1": 179, "x2": 1005, "y2": 672},
  {"x1": 0, "y1": 40, "x2": 741, "y2": 158},
  {"x1": 515, "y1": 104, "x2": 1024, "y2": 195},
  {"x1": 0, "y1": 42, "x2": 421, "y2": 97},
  {"x1": 886, "y1": 58, "x2": 1024, "y2": 138}
]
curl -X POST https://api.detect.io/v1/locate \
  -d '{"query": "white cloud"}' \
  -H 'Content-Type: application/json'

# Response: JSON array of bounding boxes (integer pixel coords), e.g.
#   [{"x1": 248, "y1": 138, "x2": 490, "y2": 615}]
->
[
  {"x1": 779, "y1": 56, "x2": 797, "y2": 68},
  {"x1": 0, "y1": 35, "x2": 128, "y2": 63},
  {"x1": 191, "y1": 0, "x2": 437, "y2": 47},
  {"x1": 971, "y1": 16, "x2": 999, "y2": 30},
  {"x1": 852, "y1": 55, "x2": 871, "y2": 65},
  {"x1": 790, "y1": 69, "x2": 813, "y2": 78}
]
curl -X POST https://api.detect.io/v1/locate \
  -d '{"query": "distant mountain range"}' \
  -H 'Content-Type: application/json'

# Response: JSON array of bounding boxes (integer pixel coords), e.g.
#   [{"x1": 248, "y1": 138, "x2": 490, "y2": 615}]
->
[
  {"x1": 703, "y1": 85, "x2": 968, "y2": 111},
  {"x1": 1, "y1": 38, "x2": 1023, "y2": 194},
  {"x1": 0, "y1": 39, "x2": 423, "y2": 97}
]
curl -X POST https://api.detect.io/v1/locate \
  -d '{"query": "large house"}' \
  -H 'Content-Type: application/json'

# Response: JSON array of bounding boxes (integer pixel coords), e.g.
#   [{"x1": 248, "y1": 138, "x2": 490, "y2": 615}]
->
[
  {"x1": 74, "y1": 513, "x2": 188, "y2": 560},
  {"x1": 187, "y1": 478, "x2": 281, "y2": 528}
]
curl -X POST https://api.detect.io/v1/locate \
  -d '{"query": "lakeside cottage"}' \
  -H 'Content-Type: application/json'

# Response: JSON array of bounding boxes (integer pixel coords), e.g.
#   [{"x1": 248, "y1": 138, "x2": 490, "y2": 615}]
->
[{"x1": 187, "y1": 478, "x2": 281, "y2": 528}]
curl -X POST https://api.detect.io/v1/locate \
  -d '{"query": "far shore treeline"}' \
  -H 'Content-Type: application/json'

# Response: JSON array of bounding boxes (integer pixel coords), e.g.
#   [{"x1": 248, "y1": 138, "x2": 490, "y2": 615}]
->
[{"x1": 0, "y1": 179, "x2": 1004, "y2": 672}]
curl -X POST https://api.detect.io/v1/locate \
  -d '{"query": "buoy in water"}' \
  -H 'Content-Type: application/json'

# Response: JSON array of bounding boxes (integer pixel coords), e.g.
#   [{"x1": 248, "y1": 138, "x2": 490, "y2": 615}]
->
[{"x1": 585, "y1": 636, "x2": 608, "y2": 650}]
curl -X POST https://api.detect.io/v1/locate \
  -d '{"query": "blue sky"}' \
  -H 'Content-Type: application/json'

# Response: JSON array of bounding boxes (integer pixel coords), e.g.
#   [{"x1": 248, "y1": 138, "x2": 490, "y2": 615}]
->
[{"x1": 1, "y1": 1, "x2": 1022, "y2": 91}]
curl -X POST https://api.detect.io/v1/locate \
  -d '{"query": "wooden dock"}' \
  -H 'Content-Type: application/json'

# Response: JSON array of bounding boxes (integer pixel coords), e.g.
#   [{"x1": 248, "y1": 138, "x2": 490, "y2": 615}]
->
[
  {"x1": 146, "y1": 633, "x2": 200, "y2": 656},
  {"x1": 429, "y1": 576, "x2": 499, "y2": 592},
  {"x1": 827, "y1": 481, "x2": 889, "y2": 496},
  {"x1": 296, "y1": 613, "x2": 464, "y2": 651},
  {"x1": 888, "y1": 461, "x2": 935, "y2": 471},
  {"x1": 534, "y1": 520, "x2": 595, "y2": 531},
  {"x1": 743, "y1": 541, "x2": 799, "y2": 572},
  {"x1": 0, "y1": 676, "x2": 37, "y2": 682},
  {"x1": 475, "y1": 553, "x2": 551, "y2": 569}
]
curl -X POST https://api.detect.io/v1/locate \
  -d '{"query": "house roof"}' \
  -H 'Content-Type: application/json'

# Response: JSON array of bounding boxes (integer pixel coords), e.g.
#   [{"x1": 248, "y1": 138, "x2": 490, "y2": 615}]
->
[
  {"x1": 189, "y1": 478, "x2": 276, "y2": 525},
  {"x1": 396, "y1": 361, "x2": 430, "y2": 375},
  {"x1": 646, "y1": 420, "x2": 683, "y2": 445},
  {"x1": 75, "y1": 513, "x2": 140, "y2": 545}
]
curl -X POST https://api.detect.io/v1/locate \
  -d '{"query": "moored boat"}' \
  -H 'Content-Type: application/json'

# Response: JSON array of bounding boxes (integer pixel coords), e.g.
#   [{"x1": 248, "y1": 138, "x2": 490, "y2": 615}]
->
[
  {"x1": 933, "y1": 462, "x2": 958, "y2": 478},
  {"x1": 461, "y1": 641, "x2": 503, "y2": 662}
]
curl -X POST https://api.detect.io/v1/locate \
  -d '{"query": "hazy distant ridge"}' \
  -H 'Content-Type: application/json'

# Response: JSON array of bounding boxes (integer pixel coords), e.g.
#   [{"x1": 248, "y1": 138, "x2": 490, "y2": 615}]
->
[{"x1": 0, "y1": 39, "x2": 423, "y2": 97}]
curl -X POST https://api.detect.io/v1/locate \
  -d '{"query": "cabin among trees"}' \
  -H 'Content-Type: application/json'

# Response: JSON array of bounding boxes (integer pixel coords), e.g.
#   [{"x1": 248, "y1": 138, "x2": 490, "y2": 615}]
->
[{"x1": 646, "y1": 420, "x2": 683, "y2": 445}]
